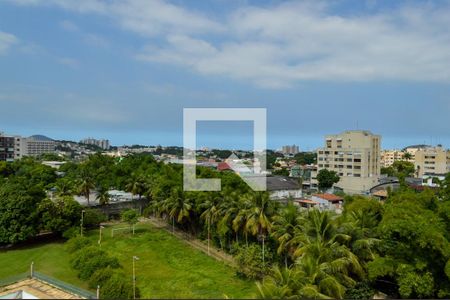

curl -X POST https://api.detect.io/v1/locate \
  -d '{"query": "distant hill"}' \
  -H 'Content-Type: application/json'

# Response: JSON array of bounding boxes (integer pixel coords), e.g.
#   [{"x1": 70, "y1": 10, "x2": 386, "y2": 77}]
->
[{"x1": 28, "y1": 135, "x2": 54, "y2": 141}]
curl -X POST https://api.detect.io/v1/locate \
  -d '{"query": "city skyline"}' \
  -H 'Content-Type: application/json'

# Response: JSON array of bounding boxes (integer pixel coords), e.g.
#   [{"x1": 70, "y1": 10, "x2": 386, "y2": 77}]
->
[{"x1": 1, "y1": 0, "x2": 450, "y2": 150}]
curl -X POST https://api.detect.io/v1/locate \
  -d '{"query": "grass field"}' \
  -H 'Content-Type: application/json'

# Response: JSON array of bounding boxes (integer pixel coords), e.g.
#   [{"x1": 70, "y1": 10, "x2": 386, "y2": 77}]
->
[
  {"x1": 0, "y1": 240, "x2": 88, "y2": 289},
  {"x1": 0, "y1": 222, "x2": 256, "y2": 299}
]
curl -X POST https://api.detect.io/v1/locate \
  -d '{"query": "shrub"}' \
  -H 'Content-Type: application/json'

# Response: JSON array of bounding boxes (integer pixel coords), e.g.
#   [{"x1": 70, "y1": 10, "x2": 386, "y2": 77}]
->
[
  {"x1": 62, "y1": 226, "x2": 80, "y2": 239},
  {"x1": 65, "y1": 236, "x2": 91, "y2": 253},
  {"x1": 70, "y1": 246, "x2": 120, "y2": 280},
  {"x1": 101, "y1": 271, "x2": 140, "y2": 299},
  {"x1": 234, "y1": 243, "x2": 273, "y2": 279},
  {"x1": 83, "y1": 209, "x2": 107, "y2": 228},
  {"x1": 89, "y1": 267, "x2": 114, "y2": 289}
]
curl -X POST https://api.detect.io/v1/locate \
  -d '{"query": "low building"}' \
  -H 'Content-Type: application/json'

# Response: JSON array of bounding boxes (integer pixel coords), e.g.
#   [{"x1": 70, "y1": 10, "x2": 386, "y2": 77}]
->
[
  {"x1": 0, "y1": 272, "x2": 95, "y2": 299},
  {"x1": 294, "y1": 199, "x2": 319, "y2": 209},
  {"x1": 290, "y1": 164, "x2": 318, "y2": 192},
  {"x1": 311, "y1": 193, "x2": 344, "y2": 212},
  {"x1": 266, "y1": 176, "x2": 302, "y2": 200}
]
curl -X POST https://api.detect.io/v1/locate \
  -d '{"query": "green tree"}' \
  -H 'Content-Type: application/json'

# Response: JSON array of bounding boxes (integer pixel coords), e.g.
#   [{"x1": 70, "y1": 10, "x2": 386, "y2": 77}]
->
[
  {"x1": 121, "y1": 209, "x2": 139, "y2": 234},
  {"x1": 79, "y1": 174, "x2": 95, "y2": 206},
  {"x1": 271, "y1": 201, "x2": 300, "y2": 267},
  {"x1": 317, "y1": 169, "x2": 340, "y2": 191},
  {"x1": 39, "y1": 196, "x2": 82, "y2": 235}
]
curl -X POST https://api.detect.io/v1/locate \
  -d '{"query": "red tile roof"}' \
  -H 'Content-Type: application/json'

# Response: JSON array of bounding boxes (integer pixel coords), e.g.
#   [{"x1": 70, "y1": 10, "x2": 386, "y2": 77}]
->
[
  {"x1": 295, "y1": 199, "x2": 318, "y2": 204},
  {"x1": 312, "y1": 193, "x2": 343, "y2": 202},
  {"x1": 217, "y1": 162, "x2": 231, "y2": 171}
]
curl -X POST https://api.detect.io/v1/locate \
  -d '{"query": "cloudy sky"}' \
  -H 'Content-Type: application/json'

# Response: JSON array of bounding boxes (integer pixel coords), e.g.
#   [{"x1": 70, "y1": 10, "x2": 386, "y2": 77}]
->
[{"x1": 0, "y1": 0, "x2": 449, "y2": 150}]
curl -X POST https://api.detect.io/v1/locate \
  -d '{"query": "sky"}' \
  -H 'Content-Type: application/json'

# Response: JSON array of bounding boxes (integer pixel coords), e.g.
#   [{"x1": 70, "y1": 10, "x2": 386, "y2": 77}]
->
[{"x1": 0, "y1": 0, "x2": 450, "y2": 151}]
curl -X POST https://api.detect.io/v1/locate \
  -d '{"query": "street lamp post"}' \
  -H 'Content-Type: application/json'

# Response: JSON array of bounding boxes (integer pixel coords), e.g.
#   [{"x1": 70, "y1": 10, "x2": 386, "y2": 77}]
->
[
  {"x1": 98, "y1": 225, "x2": 104, "y2": 246},
  {"x1": 133, "y1": 256, "x2": 139, "y2": 299},
  {"x1": 80, "y1": 210, "x2": 86, "y2": 236}
]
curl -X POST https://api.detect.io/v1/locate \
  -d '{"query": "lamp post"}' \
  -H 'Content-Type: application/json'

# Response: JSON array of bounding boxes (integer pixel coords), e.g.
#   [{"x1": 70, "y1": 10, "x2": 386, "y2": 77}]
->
[
  {"x1": 98, "y1": 225, "x2": 104, "y2": 246},
  {"x1": 80, "y1": 209, "x2": 86, "y2": 236},
  {"x1": 133, "y1": 256, "x2": 139, "y2": 299}
]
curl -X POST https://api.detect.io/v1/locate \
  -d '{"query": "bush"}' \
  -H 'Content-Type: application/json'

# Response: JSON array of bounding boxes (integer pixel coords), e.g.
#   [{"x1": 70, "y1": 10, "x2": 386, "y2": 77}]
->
[
  {"x1": 101, "y1": 271, "x2": 140, "y2": 299},
  {"x1": 65, "y1": 236, "x2": 91, "y2": 253},
  {"x1": 345, "y1": 281, "x2": 375, "y2": 299},
  {"x1": 234, "y1": 243, "x2": 273, "y2": 279},
  {"x1": 71, "y1": 246, "x2": 121, "y2": 280},
  {"x1": 62, "y1": 226, "x2": 80, "y2": 239},
  {"x1": 83, "y1": 209, "x2": 107, "y2": 228},
  {"x1": 89, "y1": 267, "x2": 115, "y2": 289}
]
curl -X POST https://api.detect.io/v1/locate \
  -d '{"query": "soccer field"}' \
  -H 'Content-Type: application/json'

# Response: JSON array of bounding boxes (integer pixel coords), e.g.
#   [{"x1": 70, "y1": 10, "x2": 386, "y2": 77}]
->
[{"x1": 0, "y1": 223, "x2": 256, "y2": 299}]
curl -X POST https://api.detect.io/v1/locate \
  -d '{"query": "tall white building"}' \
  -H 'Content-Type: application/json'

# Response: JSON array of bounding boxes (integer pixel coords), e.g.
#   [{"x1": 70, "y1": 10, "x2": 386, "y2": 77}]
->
[
  {"x1": 0, "y1": 132, "x2": 55, "y2": 160},
  {"x1": 317, "y1": 130, "x2": 381, "y2": 194},
  {"x1": 281, "y1": 144, "x2": 300, "y2": 155},
  {"x1": 80, "y1": 138, "x2": 110, "y2": 150}
]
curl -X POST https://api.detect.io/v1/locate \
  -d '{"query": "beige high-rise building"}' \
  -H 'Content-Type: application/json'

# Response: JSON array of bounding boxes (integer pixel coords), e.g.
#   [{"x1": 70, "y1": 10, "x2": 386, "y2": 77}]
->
[
  {"x1": 414, "y1": 146, "x2": 450, "y2": 177},
  {"x1": 380, "y1": 149, "x2": 415, "y2": 167},
  {"x1": 317, "y1": 130, "x2": 381, "y2": 194}
]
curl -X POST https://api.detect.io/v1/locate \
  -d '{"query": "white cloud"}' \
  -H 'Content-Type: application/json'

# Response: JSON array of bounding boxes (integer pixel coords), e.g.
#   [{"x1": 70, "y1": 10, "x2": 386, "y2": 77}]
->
[
  {"x1": 57, "y1": 57, "x2": 80, "y2": 68},
  {"x1": 0, "y1": 31, "x2": 18, "y2": 54},
  {"x1": 6, "y1": 0, "x2": 450, "y2": 88},
  {"x1": 60, "y1": 20, "x2": 79, "y2": 32}
]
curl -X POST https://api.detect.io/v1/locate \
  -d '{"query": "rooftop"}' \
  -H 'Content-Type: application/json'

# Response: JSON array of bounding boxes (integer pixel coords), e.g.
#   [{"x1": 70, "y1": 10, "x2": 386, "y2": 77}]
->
[{"x1": 312, "y1": 193, "x2": 344, "y2": 202}]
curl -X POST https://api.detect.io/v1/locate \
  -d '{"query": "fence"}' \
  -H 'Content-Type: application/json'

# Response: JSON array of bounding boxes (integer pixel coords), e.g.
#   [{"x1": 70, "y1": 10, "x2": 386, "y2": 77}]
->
[
  {"x1": 33, "y1": 272, "x2": 96, "y2": 299},
  {"x1": 0, "y1": 272, "x2": 29, "y2": 288}
]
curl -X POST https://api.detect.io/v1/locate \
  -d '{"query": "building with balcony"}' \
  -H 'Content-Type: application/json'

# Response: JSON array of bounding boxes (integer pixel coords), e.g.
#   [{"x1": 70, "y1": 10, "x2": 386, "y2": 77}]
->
[
  {"x1": 414, "y1": 145, "x2": 449, "y2": 177},
  {"x1": 317, "y1": 130, "x2": 381, "y2": 194},
  {"x1": 0, "y1": 132, "x2": 15, "y2": 162},
  {"x1": 380, "y1": 149, "x2": 406, "y2": 167}
]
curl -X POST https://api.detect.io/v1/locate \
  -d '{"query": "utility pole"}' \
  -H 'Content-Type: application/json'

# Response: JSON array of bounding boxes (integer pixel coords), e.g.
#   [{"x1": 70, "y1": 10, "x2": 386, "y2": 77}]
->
[
  {"x1": 98, "y1": 225, "x2": 104, "y2": 246},
  {"x1": 80, "y1": 210, "x2": 86, "y2": 236},
  {"x1": 133, "y1": 256, "x2": 139, "y2": 299}
]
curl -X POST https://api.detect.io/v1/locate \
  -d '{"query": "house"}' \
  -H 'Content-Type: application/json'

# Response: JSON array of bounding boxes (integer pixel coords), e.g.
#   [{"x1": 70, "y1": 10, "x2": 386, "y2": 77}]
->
[
  {"x1": 266, "y1": 176, "x2": 302, "y2": 201},
  {"x1": 294, "y1": 199, "x2": 319, "y2": 209},
  {"x1": 217, "y1": 162, "x2": 231, "y2": 171},
  {"x1": 245, "y1": 175, "x2": 302, "y2": 202},
  {"x1": 311, "y1": 193, "x2": 344, "y2": 212}
]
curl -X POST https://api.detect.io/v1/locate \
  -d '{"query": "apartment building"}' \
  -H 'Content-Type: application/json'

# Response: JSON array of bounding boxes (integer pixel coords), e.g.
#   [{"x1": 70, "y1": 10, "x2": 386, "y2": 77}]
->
[
  {"x1": 80, "y1": 138, "x2": 110, "y2": 150},
  {"x1": 24, "y1": 135, "x2": 56, "y2": 156},
  {"x1": 414, "y1": 145, "x2": 450, "y2": 177},
  {"x1": 0, "y1": 133, "x2": 15, "y2": 162},
  {"x1": 317, "y1": 130, "x2": 381, "y2": 194},
  {"x1": 0, "y1": 132, "x2": 55, "y2": 160},
  {"x1": 281, "y1": 145, "x2": 299, "y2": 155},
  {"x1": 381, "y1": 150, "x2": 406, "y2": 167}
]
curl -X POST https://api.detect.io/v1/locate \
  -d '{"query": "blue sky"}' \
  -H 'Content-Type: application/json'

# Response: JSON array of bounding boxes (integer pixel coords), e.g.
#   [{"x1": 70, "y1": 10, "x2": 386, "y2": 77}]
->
[{"x1": 0, "y1": 0, "x2": 450, "y2": 150}]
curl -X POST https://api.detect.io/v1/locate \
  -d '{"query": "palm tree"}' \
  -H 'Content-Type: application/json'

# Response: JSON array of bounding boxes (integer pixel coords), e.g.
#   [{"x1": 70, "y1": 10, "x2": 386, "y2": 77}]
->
[
  {"x1": 243, "y1": 192, "x2": 275, "y2": 265},
  {"x1": 218, "y1": 189, "x2": 243, "y2": 245},
  {"x1": 125, "y1": 175, "x2": 147, "y2": 200},
  {"x1": 55, "y1": 179, "x2": 74, "y2": 196},
  {"x1": 163, "y1": 188, "x2": 192, "y2": 232},
  {"x1": 200, "y1": 193, "x2": 221, "y2": 254},
  {"x1": 79, "y1": 175, "x2": 95, "y2": 206},
  {"x1": 96, "y1": 186, "x2": 110, "y2": 206},
  {"x1": 290, "y1": 210, "x2": 364, "y2": 298},
  {"x1": 271, "y1": 200, "x2": 301, "y2": 267},
  {"x1": 402, "y1": 151, "x2": 413, "y2": 160},
  {"x1": 342, "y1": 209, "x2": 380, "y2": 265},
  {"x1": 257, "y1": 265, "x2": 302, "y2": 298}
]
